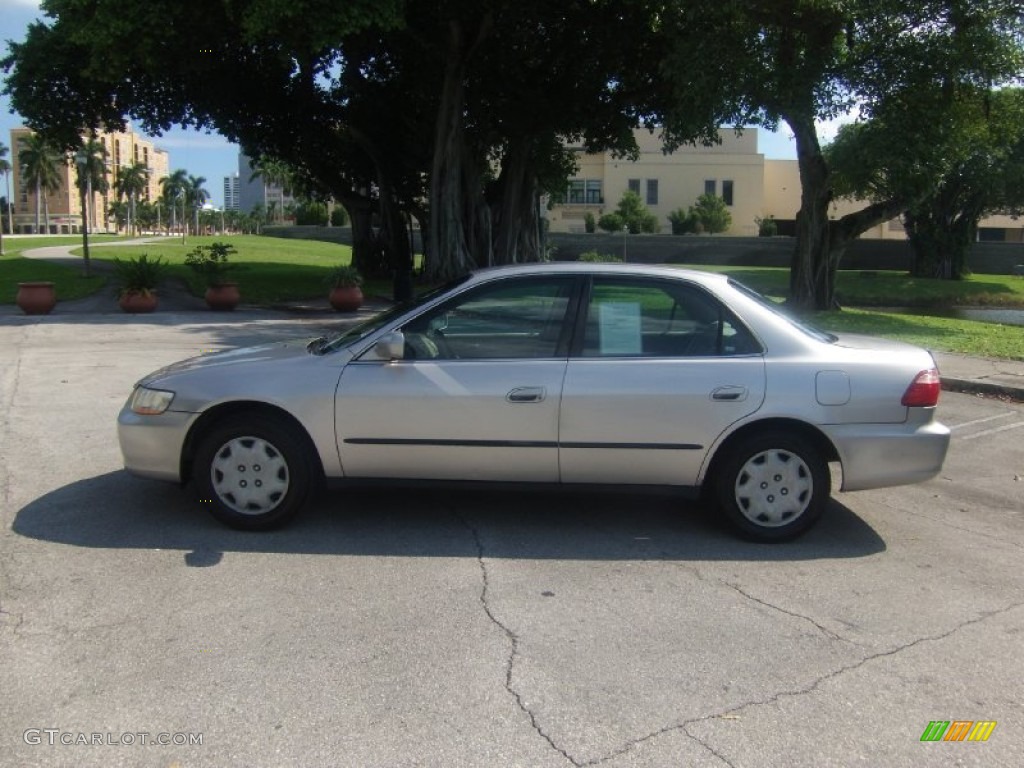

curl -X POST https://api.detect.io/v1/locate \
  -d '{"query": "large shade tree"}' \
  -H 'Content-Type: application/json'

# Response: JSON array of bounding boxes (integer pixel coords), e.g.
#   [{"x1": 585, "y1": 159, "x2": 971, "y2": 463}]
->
[
  {"x1": 829, "y1": 87, "x2": 1024, "y2": 279},
  {"x1": 3, "y1": 1, "x2": 718, "y2": 291},
  {"x1": 657, "y1": 0, "x2": 1024, "y2": 309}
]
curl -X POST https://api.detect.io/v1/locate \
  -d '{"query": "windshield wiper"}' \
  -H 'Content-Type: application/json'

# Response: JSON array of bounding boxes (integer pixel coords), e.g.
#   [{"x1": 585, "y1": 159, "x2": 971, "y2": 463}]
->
[{"x1": 306, "y1": 336, "x2": 328, "y2": 354}]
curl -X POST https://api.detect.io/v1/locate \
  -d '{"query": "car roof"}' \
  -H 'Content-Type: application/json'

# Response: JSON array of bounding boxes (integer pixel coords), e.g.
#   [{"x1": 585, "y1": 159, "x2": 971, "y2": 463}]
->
[{"x1": 467, "y1": 261, "x2": 730, "y2": 287}]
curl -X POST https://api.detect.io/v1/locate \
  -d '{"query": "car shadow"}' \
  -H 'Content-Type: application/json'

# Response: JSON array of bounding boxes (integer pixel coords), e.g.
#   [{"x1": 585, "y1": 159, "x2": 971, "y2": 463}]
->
[{"x1": 12, "y1": 471, "x2": 885, "y2": 563}]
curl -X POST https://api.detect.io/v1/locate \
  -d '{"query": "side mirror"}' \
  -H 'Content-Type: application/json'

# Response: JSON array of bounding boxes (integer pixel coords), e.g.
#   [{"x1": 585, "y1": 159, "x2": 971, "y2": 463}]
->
[{"x1": 374, "y1": 331, "x2": 405, "y2": 360}]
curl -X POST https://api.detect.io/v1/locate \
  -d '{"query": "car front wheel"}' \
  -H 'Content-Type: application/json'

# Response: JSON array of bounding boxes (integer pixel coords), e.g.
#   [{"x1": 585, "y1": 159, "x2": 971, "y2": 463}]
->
[
  {"x1": 193, "y1": 414, "x2": 313, "y2": 530},
  {"x1": 715, "y1": 431, "x2": 829, "y2": 542}
]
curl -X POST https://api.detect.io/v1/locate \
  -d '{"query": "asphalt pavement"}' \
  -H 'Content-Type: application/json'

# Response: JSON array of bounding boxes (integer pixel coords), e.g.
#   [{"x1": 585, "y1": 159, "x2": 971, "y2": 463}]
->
[{"x1": 5, "y1": 239, "x2": 1024, "y2": 400}]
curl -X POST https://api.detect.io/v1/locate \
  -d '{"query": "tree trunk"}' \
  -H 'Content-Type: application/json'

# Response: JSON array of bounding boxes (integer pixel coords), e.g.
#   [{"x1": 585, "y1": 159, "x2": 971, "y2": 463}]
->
[
  {"x1": 344, "y1": 197, "x2": 383, "y2": 277},
  {"x1": 906, "y1": 189, "x2": 983, "y2": 280},
  {"x1": 786, "y1": 113, "x2": 836, "y2": 310},
  {"x1": 490, "y1": 140, "x2": 544, "y2": 266},
  {"x1": 425, "y1": 18, "x2": 492, "y2": 282},
  {"x1": 78, "y1": 183, "x2": 91, "y2": 277},
  {"x1": 34, "y1": 180, "x2": 42, "y2": 234}
]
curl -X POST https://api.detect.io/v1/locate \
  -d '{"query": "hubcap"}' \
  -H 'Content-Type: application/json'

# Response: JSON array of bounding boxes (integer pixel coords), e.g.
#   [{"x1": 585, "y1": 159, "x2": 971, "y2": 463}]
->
[
  {"x1": 734, "y1": 449, "x2": 812, "y2": 527},
  {"x1": 210, "y1": 436, "x2": 289, "y2": 515}
]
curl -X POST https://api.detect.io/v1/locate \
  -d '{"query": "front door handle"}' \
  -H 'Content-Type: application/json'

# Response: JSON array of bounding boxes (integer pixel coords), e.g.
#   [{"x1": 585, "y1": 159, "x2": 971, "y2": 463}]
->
[
  {"x1": 507, "y1": 386, "x2": 546, "y2": 403},
  {"x1": 711, "y1": 386, "x2": 748, "y2": 402}
]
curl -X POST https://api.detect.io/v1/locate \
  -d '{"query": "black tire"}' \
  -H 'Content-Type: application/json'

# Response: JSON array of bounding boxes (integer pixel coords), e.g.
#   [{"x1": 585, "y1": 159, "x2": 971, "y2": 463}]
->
[
  {"x1": 714, "y1": 431, "x2": 830, "y2": 542},
  {"x1": 192, "y1": 413, "x2": 314, "y2": 531}
]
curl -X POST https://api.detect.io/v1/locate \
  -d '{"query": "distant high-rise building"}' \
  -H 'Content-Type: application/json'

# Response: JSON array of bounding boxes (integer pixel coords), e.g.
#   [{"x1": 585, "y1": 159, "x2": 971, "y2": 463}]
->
[
  {"x1": 223, "y1": 174, "x2": 241, "y2": 211},
  {"x1": 237, "y1": 152, "x2": 295, "y2": 218}
]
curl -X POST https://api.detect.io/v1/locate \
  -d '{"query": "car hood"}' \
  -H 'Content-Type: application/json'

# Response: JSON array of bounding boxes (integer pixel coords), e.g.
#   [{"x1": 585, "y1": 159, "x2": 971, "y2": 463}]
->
[{"x1": 139, "y1": 339, "x2": 323, "y2": 386}]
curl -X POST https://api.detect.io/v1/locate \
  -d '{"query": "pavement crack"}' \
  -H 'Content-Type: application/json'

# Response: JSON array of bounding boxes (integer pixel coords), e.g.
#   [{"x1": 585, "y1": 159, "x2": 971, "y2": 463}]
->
[
  {"x1": 584, "y1": 600, "x2": 1023, "y2": 766},
  {"x1": 720, "y1": 581, "x2": 851, "y2": 643},
  {"x1": 452, "y1": 508, "x2": 581, "y2": 767}
]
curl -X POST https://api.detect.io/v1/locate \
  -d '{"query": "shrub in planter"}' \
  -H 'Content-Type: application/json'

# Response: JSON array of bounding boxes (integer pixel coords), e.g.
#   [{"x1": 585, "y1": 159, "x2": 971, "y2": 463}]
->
[
  {"x1": 113, "y1": 254, "x2": 165, "y2": 313},
  {"x1": 185, "y1": 241, "x2": 240, "y2": 310},
  {"x1": 326, "y1": 264, "x2": 364, "y2": 312}
]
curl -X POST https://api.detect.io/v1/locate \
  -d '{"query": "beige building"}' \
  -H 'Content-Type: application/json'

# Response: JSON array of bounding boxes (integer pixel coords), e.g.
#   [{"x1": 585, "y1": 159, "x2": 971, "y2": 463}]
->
[
  {"x1": 550, "y1": 127, "x2": 1023, "y2": 242},
  {"x1": 10, "y1": 126, "x2": 169, "y2": 234}
]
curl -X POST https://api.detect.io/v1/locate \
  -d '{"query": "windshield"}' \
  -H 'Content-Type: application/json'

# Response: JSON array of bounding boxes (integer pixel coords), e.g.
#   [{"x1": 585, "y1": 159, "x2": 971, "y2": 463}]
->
[
  {"x1": 317, "y1": 276, "x2": 471, "y2": 354},
  {"x1": 728, "y1": 279, "x2": 837, "y2": 343}
]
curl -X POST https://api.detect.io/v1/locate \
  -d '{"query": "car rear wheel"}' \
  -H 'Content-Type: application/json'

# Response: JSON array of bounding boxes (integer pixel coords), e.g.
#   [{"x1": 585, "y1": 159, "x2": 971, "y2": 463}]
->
[
  {"x1": 193, "y1": 414, "x2": 313, "y2": 530},
  {"x1": 715, "y1": 431, "x2": 829, "y2": 542}
]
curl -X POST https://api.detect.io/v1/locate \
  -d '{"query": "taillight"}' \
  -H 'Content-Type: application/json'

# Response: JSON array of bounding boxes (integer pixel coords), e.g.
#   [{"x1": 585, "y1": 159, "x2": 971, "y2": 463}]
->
[{"x1": 902, "y1": 369, "x2": 941, "y2": 407}]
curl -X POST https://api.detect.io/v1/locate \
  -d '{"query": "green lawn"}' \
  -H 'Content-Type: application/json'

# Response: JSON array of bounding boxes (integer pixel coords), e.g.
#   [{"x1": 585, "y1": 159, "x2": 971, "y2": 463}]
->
[
  {"x1": 688, "y1": 264, "x2": 1024, "y2": 307},
  {"x1": 687, "y1": 264, "x2": 1024, "y2": 360},
  {"x1": 7, "y1": 234, "x2": 1023, "y2": 360},
  {"x1": 86, "y1": 235, "x2": 365, "y2": 303},
  {"x1": 812, "y1": 308, "x2": 1024, "y2": 361},
  {"x1": 0, "y1": 236, "x2": 116, "y2": 304}
]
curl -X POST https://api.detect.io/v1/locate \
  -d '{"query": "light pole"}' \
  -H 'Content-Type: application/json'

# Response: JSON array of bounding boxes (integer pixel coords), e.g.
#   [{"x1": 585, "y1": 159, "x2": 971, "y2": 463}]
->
[{"x1": 179, "y1": 189, "x2": 186, "y2": 244}]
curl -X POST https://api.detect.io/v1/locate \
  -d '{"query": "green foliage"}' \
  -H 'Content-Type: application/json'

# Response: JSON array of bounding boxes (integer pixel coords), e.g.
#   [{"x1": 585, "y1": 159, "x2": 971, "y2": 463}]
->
[
  {"x1": 577, "y1": 251, "x2": 623, "y2": 263},
  {"x1": 295, "y1": 201, "x2": 329, "y2": 226},
  {"x1": 583, "y1": 211, "x2": 596, "y2": 233},
  {"x1": 184, "y1": 241, "x2": 237, "y2": 286},
  {"x1": 829, "y1": 87, "x2": 1024, "y2": 280},
  {"x1": 330, "y1": 206, "x2": 349, "y2": 227},
  {"x1": 598, "y1": 213, "x2": 625, "y2": 233},
  {"x1": 325, "y1": 264, "x2": 363, "y2": 288},
  {"x1": 668, "y1": 208, "x2": 698, "y2": 235},
  {"x1": 112, "y1": 254, "x2": 166, "y2": 296},
  {"x1": 615, "y1": 190, "x2": 660, "y2": 234},
  {"x1": 755, "y1": 215, "x2": 778, "y2": 237},
  {"x1": 689, "y1": 194, "x2": 731, "y2": 234}
]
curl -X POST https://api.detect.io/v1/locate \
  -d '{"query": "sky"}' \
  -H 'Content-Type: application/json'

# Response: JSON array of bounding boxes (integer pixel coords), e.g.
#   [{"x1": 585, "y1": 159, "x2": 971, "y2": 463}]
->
[{"x1": 1, "y1": 0, "x2": 835, "y2": 210}]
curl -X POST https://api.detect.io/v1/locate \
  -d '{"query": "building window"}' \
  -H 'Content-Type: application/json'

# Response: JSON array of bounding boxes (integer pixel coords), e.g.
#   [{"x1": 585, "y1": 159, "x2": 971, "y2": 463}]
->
[
  {"x1": 704, "y1": 179, "x2": 716, "y2": 196},
  {"x1": 568, "y1": 179, "x2": 603, "y2": 204},
  {"x1": 628, "y1": 178, "x2": 640, "y2": 196},
  {"x1": 646, "y1": 179, "x2": 658, "y2": 206},
  {"x1": 722, "y1": 180, "x2": 734, "y2": 206}
]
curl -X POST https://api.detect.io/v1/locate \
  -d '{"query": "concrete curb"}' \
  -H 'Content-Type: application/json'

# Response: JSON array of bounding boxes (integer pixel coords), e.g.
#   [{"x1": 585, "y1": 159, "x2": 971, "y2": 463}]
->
[{"x1": 941, "y1": 377, "x2": 1024, "y2": 402}]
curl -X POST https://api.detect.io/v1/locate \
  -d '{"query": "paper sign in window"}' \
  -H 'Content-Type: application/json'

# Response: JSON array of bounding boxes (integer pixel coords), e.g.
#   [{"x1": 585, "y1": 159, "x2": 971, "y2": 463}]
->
[{"x1": 599, "y1": 302, "x2": 642, "y2": 355}]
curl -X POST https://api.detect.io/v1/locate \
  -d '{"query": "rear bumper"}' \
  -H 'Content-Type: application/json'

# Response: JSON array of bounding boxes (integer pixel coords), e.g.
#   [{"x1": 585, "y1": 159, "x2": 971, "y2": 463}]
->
[
  {"x1": 822, "y1": 419, "x2": 951, "y2": 492},
  {"x1": 117, "y1": 406, "x2": 196, "y2": 482}
]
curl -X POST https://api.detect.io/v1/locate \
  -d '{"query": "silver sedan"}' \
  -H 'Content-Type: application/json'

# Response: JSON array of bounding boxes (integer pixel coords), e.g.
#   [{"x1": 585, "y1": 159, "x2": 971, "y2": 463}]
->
[{"x1": 118, "y1": 263, "x2": 950, "y2": 541}]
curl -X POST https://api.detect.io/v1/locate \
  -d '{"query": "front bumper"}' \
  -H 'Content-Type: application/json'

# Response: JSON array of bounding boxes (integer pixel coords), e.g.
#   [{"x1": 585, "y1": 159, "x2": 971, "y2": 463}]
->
[
  {"x1": 117, "y1": 406, "x2": 197, "y2": 482},
  {"x1": 823, "y1": 417, "x2": 951, "y2": 492}
]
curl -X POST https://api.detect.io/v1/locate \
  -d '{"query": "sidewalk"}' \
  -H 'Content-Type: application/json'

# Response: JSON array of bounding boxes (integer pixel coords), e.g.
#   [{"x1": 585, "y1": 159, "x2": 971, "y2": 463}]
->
[{"x1": 5, "y1": 242, "x2": 1024, "y2": 401}]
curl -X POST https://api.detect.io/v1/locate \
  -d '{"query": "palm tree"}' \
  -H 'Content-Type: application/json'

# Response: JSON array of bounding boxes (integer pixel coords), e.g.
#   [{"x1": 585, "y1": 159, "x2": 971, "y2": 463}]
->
[
  {"x1": 159, "y1": 168, "x2": 189, "y2": 237},
  {"x1": 18, "y1": 133, "x2": 63, "y2": 234},
  {"x1": 74, "y1": 135, "x2": 109, "y2": 276},
  {"x1": 114, "y1": 161, "x2": 148, "y2": 236},
  {"x1": 186, "y1": 174, "x2": 209, "y2": 236}
]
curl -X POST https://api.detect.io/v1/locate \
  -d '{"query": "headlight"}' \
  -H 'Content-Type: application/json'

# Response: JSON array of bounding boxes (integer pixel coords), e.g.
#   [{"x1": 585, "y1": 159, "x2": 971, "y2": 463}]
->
[{"x1": 130, "y1": 386, "x2": 175, "y2": 415}]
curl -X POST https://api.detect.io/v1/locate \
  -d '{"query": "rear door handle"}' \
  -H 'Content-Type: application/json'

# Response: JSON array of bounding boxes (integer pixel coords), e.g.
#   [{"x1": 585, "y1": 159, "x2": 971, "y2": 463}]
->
[
  {"x1": 711, "y1": 386, "x2": 748, "y2": 402},
  {"x1": 507, "y1": 386, "x2": 546, "y2": 403}
]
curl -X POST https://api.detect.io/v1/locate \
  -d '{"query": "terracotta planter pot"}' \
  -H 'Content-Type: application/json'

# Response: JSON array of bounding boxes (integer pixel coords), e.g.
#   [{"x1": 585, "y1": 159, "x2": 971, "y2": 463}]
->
[
  {"x1": 329, "y1": 286, "x2": 364, "y2": 312},
  {"x1": 205, "y1": 283, "x2": 241, "y2": 311},
  {"x1": 119, "y1": 291, "x2": 158, "y2": 314},
  {"x1": 16, "y1": 282, "x2": 57, "y2": 315}
]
